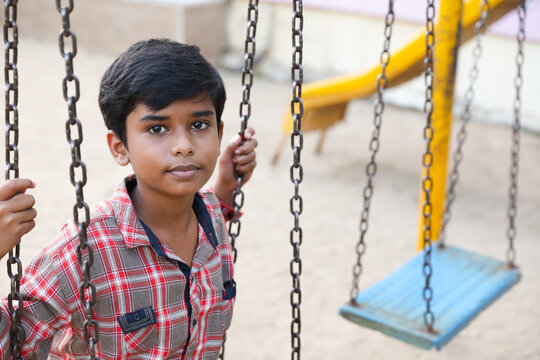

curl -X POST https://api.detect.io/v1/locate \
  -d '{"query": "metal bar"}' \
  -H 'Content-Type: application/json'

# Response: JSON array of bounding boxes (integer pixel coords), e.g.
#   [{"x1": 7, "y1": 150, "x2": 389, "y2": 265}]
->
[{"x1": 416, "y1": 0, "x2": 463, "y2": 249}]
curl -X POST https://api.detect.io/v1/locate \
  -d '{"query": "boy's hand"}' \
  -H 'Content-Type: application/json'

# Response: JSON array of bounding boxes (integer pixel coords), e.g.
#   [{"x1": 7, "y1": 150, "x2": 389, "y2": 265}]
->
[
  {"x1": 214, "y1": 127, "x2": 257, "y2": 206},
  {"x1": 0, "y1": 178, "x2": 37, "y2": 260}
]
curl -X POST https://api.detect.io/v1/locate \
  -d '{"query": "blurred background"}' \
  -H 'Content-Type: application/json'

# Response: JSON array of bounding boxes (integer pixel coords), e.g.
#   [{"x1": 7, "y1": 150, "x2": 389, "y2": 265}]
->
[
  {"x1": 2, "y1": 0, "x2": 540, "y2": 359},
  {"x1": 21, "y1": 0, "x2": 540, "y2": 131}
]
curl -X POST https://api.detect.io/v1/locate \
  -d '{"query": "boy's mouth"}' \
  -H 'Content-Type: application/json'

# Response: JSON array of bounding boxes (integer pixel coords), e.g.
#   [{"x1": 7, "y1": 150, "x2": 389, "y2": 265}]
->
[{"x1": 167, "y1": 164, "x2": 200, "y2": 178}]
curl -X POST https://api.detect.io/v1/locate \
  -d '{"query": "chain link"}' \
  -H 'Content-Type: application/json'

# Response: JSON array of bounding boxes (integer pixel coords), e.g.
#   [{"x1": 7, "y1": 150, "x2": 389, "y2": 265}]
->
[
  {"x1": 507, "y1": 0, "x2": 525, "y2": 266},
  {"x1": 227, "y1": 0, "x2": 259, "y2": 265},
  {"x1": 219, "y1": 2, "x2": 259, "y2": 359},
  {"x1": 439, "y1": 0, "x2": 489, "y2": 248},
  {"x1": 422, "y1": 0, "x2": 436, "y2": 332},
  {"x1": 289, "y1": 1, "x2": 304, "y2": 359},
  {"x1": 56, "y1": 1, "x2": 99, "y2": 358},
  {"x1": 349, "y1": 0, "x2": 395, "y2": 304},
  {"x1": 4, "y1": 1, "x2": 25, "y2": 357}
]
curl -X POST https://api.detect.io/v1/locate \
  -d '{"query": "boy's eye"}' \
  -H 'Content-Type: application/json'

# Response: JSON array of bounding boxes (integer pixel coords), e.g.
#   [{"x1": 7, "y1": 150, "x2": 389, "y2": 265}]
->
[
  {"x1": 148, "y1": 125, "x2": 166, "y2": 134},
  {"x1": 192, "y1": 121, "x2": 209, "y2": 130}
]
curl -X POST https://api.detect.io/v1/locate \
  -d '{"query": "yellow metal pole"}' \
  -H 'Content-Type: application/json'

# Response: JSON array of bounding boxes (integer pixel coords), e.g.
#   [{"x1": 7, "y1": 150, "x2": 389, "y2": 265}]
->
[
  {"x1": 273, "y1": 0, "x2": 519, "y2": 165},
  {"x1": 417, "y1": 0, "x2": 463, "y2": 249}
]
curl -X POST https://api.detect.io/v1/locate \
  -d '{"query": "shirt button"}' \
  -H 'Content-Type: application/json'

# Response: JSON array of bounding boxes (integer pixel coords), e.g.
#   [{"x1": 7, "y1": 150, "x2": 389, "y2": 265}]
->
[
  {"x1": 192, "y1": 318, "x2": 197, "y2": 327},
  {"x1": 134, "y1": 314, "x2": 141, "y2": 321}
]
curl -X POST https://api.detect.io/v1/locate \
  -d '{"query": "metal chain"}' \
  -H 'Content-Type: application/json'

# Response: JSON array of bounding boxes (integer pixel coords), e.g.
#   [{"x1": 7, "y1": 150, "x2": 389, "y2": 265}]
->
[
  {"x1": 507, "y1": 0, "x2": 525, "y2": 266},
  {"x1": 439, "y1": 0, "x2": 490, "y2": 248},
  {"x1": 219, "y1": 1, "x2": 259, "y2": 359},
  {"x1": 56, "y1": 1, "x2": 99, "y2": 358},
  {"x1": 349, "y1": 0, "x2": 395, "y2": 304},
  {"x1": 227, "y1": 0, "x2": 259, "y2": 265},
  {"x1": 4, "y1": 1, "x2": 25, "y2": 358},
  {"x1": 289, "y1": 1, "x2": 304, "y2": 359},
  {"x1": 422, "y1": 0, "x2": 436, "y2": 332}
]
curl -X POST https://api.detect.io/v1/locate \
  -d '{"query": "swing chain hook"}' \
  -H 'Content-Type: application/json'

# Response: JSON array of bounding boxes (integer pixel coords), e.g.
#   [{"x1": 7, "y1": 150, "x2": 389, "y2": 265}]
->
[
  {"x1": 439, "y1": 0, "x2": 490, "y2": 249},
  {"x1": 4, "y1": 0, "x2": 25, "y2": 358},
  {"x1": 220, "y1": 1, "x2": 259, "y2": 359},
  {"x1": 506, "y1": 0, "x2": 526, "y2": 267},
  {"x1": 56, "y1": 1, "x2": 100, "y2": 358},
  {"x1": 422, "y1": 0, "x2": 436, "y2": 332},
  {"x1": 289, "y1": 1, "x2": 304, "y2": 359},
  {"x1": 349, "y1": 0, "x2": 395, "y2": 304}
]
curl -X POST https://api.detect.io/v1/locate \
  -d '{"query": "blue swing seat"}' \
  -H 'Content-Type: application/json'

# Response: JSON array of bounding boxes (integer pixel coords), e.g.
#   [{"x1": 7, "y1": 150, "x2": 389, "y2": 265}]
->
[{"x1": 339, "y1": 245, "x2": 520, "y2": 350}]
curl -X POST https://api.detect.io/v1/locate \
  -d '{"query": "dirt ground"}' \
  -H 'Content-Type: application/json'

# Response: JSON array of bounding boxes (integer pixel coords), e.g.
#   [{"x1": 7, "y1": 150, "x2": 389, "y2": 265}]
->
[{"x1": 1, "y1": 39, "x2": 539, "y2": 359}]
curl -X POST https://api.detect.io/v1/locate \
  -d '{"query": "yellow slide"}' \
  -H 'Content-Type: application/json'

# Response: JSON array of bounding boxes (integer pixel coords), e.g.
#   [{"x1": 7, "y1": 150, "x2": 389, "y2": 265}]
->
[{"x1": 273, "y1": 0, "x2": 520, "y2": 163}]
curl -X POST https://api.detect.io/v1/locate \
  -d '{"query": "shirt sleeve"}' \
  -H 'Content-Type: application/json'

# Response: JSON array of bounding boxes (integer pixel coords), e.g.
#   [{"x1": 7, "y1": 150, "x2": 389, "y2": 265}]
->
[
  {"x1": 219, "y1": 198, "x2": 244, "y2": 222},
  {"x1": 204, "y1": 187, "x2": 244, "y2": 222},
  {"x1": 1, "y1": 248, "x2": 72, "y2": 359}
]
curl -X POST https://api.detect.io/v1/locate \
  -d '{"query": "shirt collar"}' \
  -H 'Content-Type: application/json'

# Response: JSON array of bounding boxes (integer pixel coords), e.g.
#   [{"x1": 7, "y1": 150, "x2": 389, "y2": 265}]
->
[
  {"x1": 111, "y1": 175, "x2": 219, "y2": 252},
  {"x1": 111, "y1": 175, "x2": 150, "y2": 248}
]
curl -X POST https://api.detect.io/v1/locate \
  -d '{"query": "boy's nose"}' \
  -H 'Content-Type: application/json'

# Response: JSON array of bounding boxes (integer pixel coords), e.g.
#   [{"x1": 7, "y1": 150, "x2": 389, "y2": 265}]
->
[{"x1": 171, "y1": 133, "x2": 194, "y2": 156}]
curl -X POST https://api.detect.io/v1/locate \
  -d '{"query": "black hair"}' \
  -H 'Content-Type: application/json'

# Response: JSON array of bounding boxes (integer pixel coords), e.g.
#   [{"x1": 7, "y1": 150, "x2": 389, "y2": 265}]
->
[{"x1": 98, "y1": 38, "x2": 226, "y2": 145}]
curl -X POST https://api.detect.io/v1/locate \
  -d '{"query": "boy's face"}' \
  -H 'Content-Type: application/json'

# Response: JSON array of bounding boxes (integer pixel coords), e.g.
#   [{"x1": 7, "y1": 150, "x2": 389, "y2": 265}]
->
[{"x1": 108, "y1": 95, "x2": 223, "y2": 201}]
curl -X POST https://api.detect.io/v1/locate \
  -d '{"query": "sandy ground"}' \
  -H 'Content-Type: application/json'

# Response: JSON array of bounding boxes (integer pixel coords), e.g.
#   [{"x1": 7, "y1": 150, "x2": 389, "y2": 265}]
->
[{"x1": 1, "y1": 39, "x2": 539, "y2": 359}]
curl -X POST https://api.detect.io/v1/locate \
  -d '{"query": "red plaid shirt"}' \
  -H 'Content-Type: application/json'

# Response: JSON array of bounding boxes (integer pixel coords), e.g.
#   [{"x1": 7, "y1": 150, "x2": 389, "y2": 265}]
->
[{"x1": 0, "y1": 176, "x2": 236, "y2": 359}]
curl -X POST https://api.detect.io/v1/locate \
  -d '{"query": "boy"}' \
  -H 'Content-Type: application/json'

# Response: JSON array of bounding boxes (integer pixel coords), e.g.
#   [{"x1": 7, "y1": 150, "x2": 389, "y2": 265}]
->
[{"x1": 0, "y1": 38, "x2": 257, "y2": 358}]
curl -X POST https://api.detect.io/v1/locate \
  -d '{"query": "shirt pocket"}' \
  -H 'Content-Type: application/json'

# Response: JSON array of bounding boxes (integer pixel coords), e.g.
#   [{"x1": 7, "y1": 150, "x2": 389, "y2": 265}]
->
[
  {"x1": 222, "y1": 279, "x2": 236, "y2": 332},
  {"x1": 118, "y1": 306, "x2": 159, "y2": 353}
]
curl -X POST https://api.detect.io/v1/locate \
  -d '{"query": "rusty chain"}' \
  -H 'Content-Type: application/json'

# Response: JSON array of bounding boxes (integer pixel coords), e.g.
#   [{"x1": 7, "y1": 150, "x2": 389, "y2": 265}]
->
[
  {"x1": 422, "y1": 0, "x2": 436, "y2": 332},
  {"x1": 56, "y1": 1, "x2": 99, "y2": 358},
  {"x1": 219, "y1": 1, "x2": 259, "y2": 359},
  {"x1": 289, "y1": 0, "x2": 304, "y2": 358},
  {"x1": 4, "y1": 0, "x2": 25, "y2": 358},
  {"x1": 439, "y1": 0, "x2": 489, "y2": 248},
  {"x1": 507, "y1": 0, "x2": 526, "y2": 267},
  {"x1": 349, "y1": 0, "x2": 395, "y2": 304}
]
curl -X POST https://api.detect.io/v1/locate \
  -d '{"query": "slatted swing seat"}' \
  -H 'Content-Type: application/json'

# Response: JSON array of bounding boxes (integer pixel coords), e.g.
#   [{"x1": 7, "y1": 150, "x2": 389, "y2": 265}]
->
[
  {"x1": 340, "y1": 0, "x2": 526, "y2": 351},
  {"x1": 340, "y1": 246, "x2": 521, "y2": 350}
]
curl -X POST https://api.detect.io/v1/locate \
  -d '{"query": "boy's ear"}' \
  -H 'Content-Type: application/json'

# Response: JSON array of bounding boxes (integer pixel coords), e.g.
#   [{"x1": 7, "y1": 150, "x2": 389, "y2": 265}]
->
[
  {"x1": 218, "y1": 121, "x2": 224, "y2": 143},
  {"x1": 218, "y1": 121, "x2": 224, "y2": 156},
  {"x1": 107, "y1": 130, "x2": 130, "y2": 166}
]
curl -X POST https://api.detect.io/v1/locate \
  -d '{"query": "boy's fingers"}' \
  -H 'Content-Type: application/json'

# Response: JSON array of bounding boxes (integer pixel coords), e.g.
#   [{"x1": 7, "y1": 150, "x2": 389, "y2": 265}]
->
[
  {"x1": 222, "y1": 134, "x2": 243, "y2": 159},
  {"x1": 0, "y1": 178, "x2": 35, "y2": 200},
  {"x1": 9, "y1": 193, "x2": 36, "y2": 212},
  {"x1": 234, "y1": 152, "x2": 256, "y2": 165},
  {"x1": 16, "y1": 219, "x2": 36, "y2": 238},
  {"x1": 234, "y1": 138, "x2": 258, "y2": 155},
  {"x1": 15, "y1": 207, "x2": 38, "y2": 223},
  {"x1": 235, "y1": 160, "x2": 257, "y2": 175},
  {"x1": 243, "y1": 127, "x2": 256, "y2": 138}
]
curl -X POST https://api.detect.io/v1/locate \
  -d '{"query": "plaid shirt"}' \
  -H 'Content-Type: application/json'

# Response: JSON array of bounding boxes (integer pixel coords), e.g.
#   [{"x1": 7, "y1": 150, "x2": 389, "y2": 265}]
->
[{"x1": 0, "y1": 176, "x2": 236, "y2": 359}]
